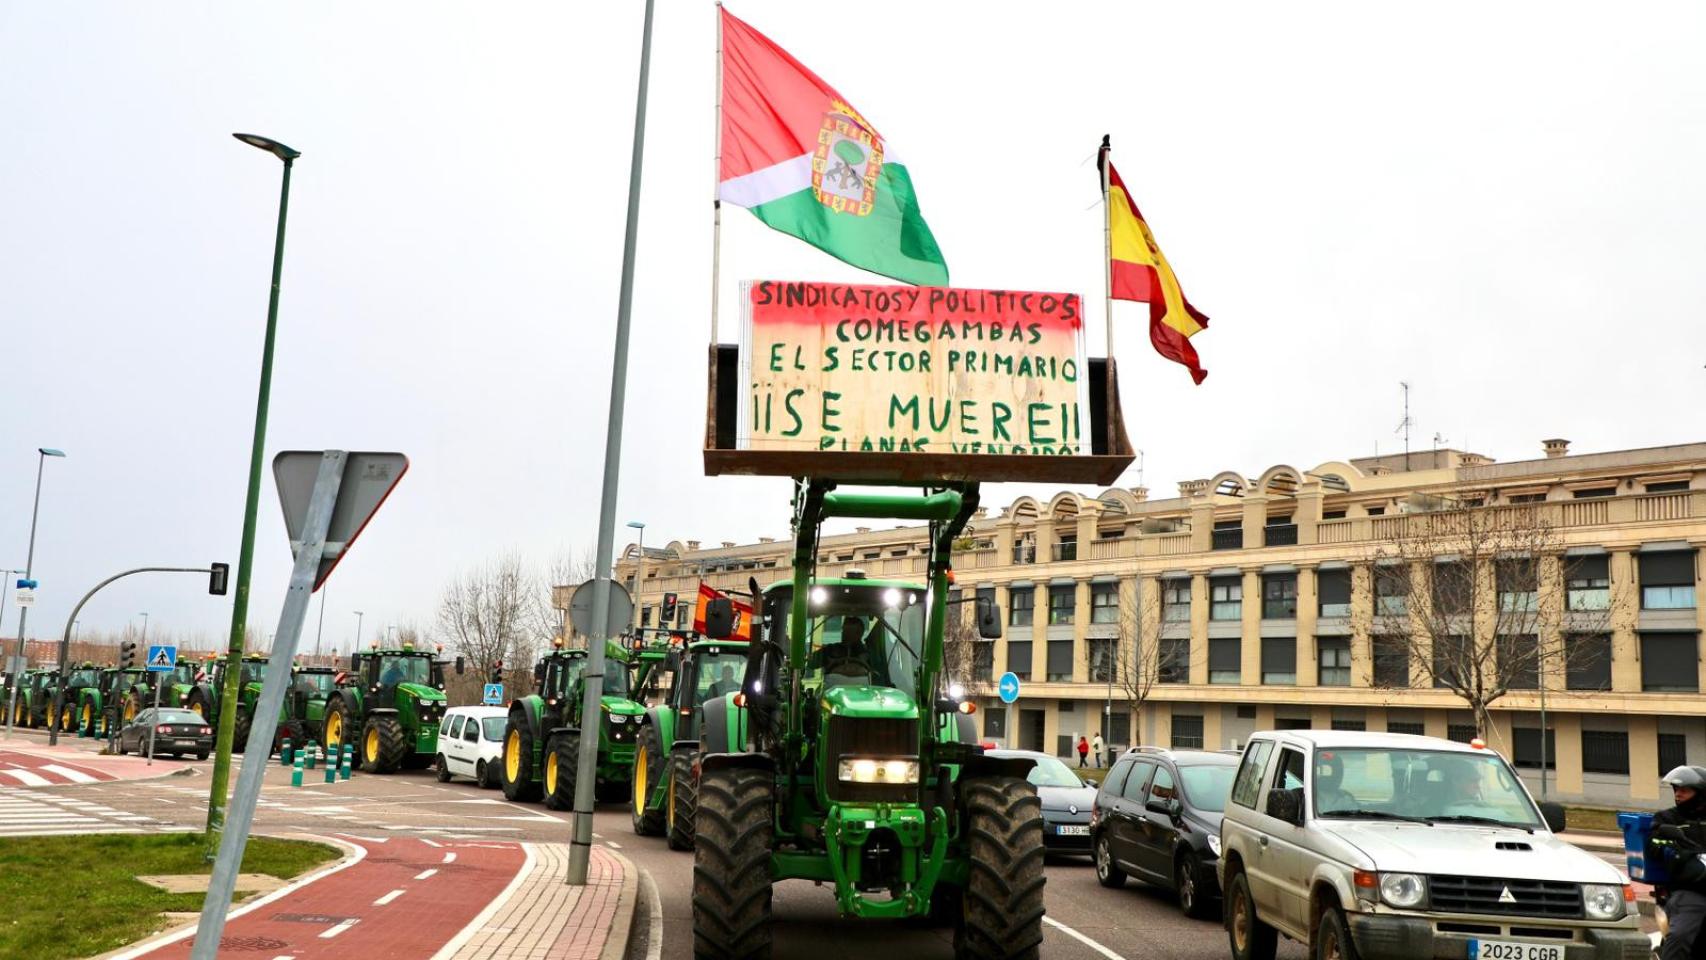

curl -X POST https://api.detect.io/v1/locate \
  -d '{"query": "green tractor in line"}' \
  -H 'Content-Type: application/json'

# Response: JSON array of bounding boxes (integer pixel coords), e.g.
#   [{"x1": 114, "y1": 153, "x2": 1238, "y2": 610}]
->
[
  {"x1": 312, "y1": 643, "x2": 456, "y2": 774},
  {"x1": 630, "y1": 635, "x2": 750, "y2": 848},
  {"x1": 499, "y1": 637, "x2": 666, "y2": 810},
  {"x1": 690, "y1": 480, "x2": 1038, "y2": 960},
  {"x1": 48, "y1": 664, "x2": 100, "y2": 732},
  {"x1": 280, "y1": 665, "x2": 340, "y2": 749},
  {"x1": 185, "y1": 655, "x2": 271, "y2": 751},
  {"x1": 8, "y1": 668, "x2": 59, "y2": 728},
  {"x1": 78, "y1": 666, "x2": 149, "y2": 737}
]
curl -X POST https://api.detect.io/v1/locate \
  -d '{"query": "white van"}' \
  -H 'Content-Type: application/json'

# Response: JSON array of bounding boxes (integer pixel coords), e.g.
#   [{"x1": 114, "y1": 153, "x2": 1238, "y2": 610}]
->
[{"x1": 436, "y1": 706, "x2": 507, "y2": 788}]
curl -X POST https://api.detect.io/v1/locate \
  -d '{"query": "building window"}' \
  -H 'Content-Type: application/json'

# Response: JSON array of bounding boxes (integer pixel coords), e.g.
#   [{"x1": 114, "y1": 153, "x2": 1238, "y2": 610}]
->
[
  {"x1": 1373, "y1": 637, "x2": 1409, "y2": 688},
  {"x1": 1208, "y1": 638, "x2": 1241, "y2": 685},
  {"x1": 1012, "y1": 536, "x2": 1036, "y2": 565},
  {"x1": 1162, "y1": 580, "x2": 1191, "y2": 622},
  {"x1": 1106, "y1": 711, "x2": 1130, "y2": 746},
  {"x1": 1090, "y1": 582, "x2": 1119, "y2": 624},
  {"x1": 1171, "y1": 715, "x2": 1204, "y2": 749},
  {"x1": 1660, "y1": 733, "x2": 1688, "y2": 773},
  {"x1": 1317, "y1": 570, "x2": 1351, "y2": 618},
  {"x1": 1513, "y1": 728, "x2": 1557, "y2": 770},
  {"x1": 1374, "y1": 567, "x2": 1408, "y2": 617},
  {"x1": 1007, "y1": 641, "x2": 1032, "y2": 677},
  {"x1": 1448, "y1": 724, "x2": 1478, "y2": 744},
  {"x1": 1274, "y1": 718, "x2": 1311, "y2": 731},
  {"x1": 1647, "y1": 481, "x2": 1691, "y2": 493},
  {"x1": 1366, "y1": 506, "x2": 1386, "y2": 516},
  {"x1": 1433, "y1": 561, "x2": 1471, "y2": 617},
  {"x1": 1572, "y1": 486, "x2": 1615, "y2": 499},
  {"x1": 1317, "y1": 638, "x2": 1351, "y2": 686},
  {"x1": 1508, "y1": 492, "x2": 1546, "y2": 504},
  {"x1": 1046, "y1": 640, "x2": 1073, "y2": 682},
  {"x1": 1566, "y1": 634, "x2": 1612, "y2": 690},
  {"x1": 1641, "y1": 550, "x2": 1697, "y2": 609},
  {"x1": 1566, "y1": 555, "x2": 1610, "y2": 611},
  {"x1": 1210, "y1": 577, "x2": 1242, "y2": 621},
  {"x1": 1498, "y1": 635, "x2": 1539, "y2": 690},
  {"x1": 1322, "y1": 509, "x2": 1347, "y2": 520},
  {"x1": 1264, "y1": 520, "x2": 1298, "y2": 547},
  {"x1": 1053, "y1": 536, "x2": 1078, "y2": 562},
  {"x1": 1331, "y1": 718, "x2": 1366, "y2": 731},
  {"x1": 972, "y1": 642, "x2": 994, "y2": 681},
  {"x1": 1582, "y1": 730, "x2": 1631, "y2": 775},
  {"x1": 1641, "y1": 633, "x2": 1700, "y2": 693},
  {"x1": 984, "y1": 707, "x2": 1007, "y2": 740},
  {"x1": 1387, "y1": 721, "x2": 1425, "y2": 736},
  {"x1": 1009, "y1": 589, "x2": 1034, "y2": 626},
  {"x1": 1048, "y1": 585, "x2": 1075, "y2": 625},
  {"x1": 1158, "y1": 638, "x2": 1189, "y2": 684},
  {"x1": 1497, "y1": 560, "x2": 1538, "y2": 614},
  {"x1": 1261, "y1": 637, "x2": 1296, "y2": 685},
  {"x1": 1088, "y1": 638, "x2": 1117, "y2": 683},
  {"x1": 1212, "y1": 520, "x2": 1243, "y2": 551},
  {"x1": 1262, "y1": 573, "x2": 1297, "y2": 619}
]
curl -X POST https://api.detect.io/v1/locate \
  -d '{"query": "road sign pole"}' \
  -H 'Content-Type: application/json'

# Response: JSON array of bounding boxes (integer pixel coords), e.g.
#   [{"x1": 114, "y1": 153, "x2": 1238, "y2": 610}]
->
[
  {"x1": 191, "y1": 451, "x2": 343, "y2": 960},
  {"x1": 6, "y1": 451, "x2": 61, "y2": 742},
  {"x1": 147, "y1": 674, "x2": 161, "y2": 765}
]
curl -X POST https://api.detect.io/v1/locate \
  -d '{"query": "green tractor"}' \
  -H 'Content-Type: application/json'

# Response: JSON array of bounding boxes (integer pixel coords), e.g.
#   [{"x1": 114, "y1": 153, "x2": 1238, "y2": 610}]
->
[
  {"x1": 499, "y1": 638, "x2": 666, "y2": 809},
  {"x1": 314, "y1": 644, "x2": 456, "y2": 774},
  {"x1": 49, "y1": 664, "x2": 100, "y2": 732},
  {"x1": 279, "y1": 665, "x2": 340, "y2": 749},
  {"x1": 184, "y1": 655, "x2": 271, "y2": 751},
  {"x1": 118, "y1": 659, "x2": 204, "y2": 724},
  {"x1": 9, "y1": 668, "x2": 58, "y2": 728},
  {"x1": 630, "y1": 636, "x2": 750, "y2": 848},
  {"x1": 690, "y1": 480, "x2": 1039, "y2": 960},
  {"x1": 78, "y1": 666, "x2": 149, "y2": 737}
]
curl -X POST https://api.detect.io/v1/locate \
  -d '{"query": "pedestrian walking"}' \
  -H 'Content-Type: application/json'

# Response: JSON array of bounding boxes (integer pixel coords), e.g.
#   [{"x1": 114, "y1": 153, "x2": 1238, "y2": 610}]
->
[
  {"x1": 1076, "y1": 735, "x2": 1089, "y2": 768},
  {"x1": 1091, "y1": 731, "x2": 1104, "y2": 768}
]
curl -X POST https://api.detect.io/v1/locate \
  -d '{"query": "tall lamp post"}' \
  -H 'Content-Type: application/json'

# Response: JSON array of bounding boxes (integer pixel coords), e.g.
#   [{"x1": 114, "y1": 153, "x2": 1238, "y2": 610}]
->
[
  {"x1": 627, "y1": 521, "x2": 645, "y2": 631},
  {"x1": 0, "y1": 567, "x2": 23, "y2": 664},
  {"x1": 5, "y1": 447, "x2": 66, "y2": 740},
  {"x1": 139, "y1": 612, "x2": 150, "y2": 644},
  {"x1": 353, "y1": 610, "x2": 365, "y2": 652},
  {"x1": 205, "y1": 133, "x2": 300, "y2": 859}
]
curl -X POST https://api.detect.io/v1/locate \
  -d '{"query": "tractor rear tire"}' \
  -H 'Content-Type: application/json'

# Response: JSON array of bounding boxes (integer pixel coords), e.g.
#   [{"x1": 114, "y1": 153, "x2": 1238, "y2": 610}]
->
[
  {"x1": 667, "y1": 748, "x2": 699, "y2": 851},
  {"x1": 362, "y1": 715, "x2": 409, "y2": 774},
  {"x1": 631, "y1": 724, "x2": 665, "y2": 836},
  {"x1": 543, "y1": 733, "x2": 579, "y2": 811},
  {"x1": 185, "y1": 689, "x2": 212, "y2": 721},
  {"x1": 323, "y1": 700, "x2": 355, "y2": 758},
  {"x1": 954, "y1": 776, "x2": 1046, "y2": 960},
  {"x1": 232, "y1": 707, "x2": 252, "y2": 754},
  {"x1": 124, "y1": 692, "x2": 144, "y2": 725},
  {"x1": 500, "y1": 715, "x2": 542, "y2": 803},
  {"x1": 691, "y1": 765, "x2": 773, "y2": 960}
]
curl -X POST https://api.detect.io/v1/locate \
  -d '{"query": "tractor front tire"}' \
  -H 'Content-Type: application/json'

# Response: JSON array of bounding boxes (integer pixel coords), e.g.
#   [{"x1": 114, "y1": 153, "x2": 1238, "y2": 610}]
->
[
  {"x1": 361, "y1": 715, "x2": 409, "y2": 774},
  {"x1": 691, "y1": 765, "x2": 773, "y2": 960},
  {"x1": 631, "y1": 724, "x2": 665, "y2": 836},
  {"x1": 500, "y1": 716, "x2": 542, "y2": 803},
  {"x1": 323, "y1": 700, "x2": 355, "y2": 758},
  {"x1": 954, "y1": 776, "x2": 1046, "y2": 960},
  {"x1": 543, "y1": 733, "x2": 579, "y2": 811},
  {"x1": 667, "y1": 748, "x2": 699, "y2": 851},
  {"x1": 232, "y1": 707, "x2": 252, "y2": 754}
]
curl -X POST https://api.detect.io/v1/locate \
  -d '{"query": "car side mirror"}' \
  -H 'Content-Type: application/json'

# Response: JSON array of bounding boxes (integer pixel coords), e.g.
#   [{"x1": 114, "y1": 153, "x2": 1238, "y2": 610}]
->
[
  {"x1": 1265, "y1": 787, "x2": 1304, "y2": 826},
  {"x1": 1145, "y1": 797, "x2": 1182, "y2": 818},
  {"x1": 454, "y1": 656, "x2": 466, "y2": 676},
  {"x1": 975, "y1": 597, "x2": 1003, "y2": 640},
  {"x1": 704, "y1": 598, "x2": 735, "y2": 639},
  {"x1": 1538, "y1": 801, "x2": 1566, "y2": 833}
]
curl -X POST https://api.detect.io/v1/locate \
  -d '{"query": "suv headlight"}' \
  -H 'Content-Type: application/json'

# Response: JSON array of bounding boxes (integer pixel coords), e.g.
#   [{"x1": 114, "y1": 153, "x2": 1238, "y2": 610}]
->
[
  {"x1": 838, "y1": 757, "x2": 919, "y2": 784},
  {"x1": 1583, "y1": 884, "x2": 1625, "y2": 920},
  {"x1": 1206, "y1": 834, "x2": 1222, "y2": 857},
  {"x1": 1379, "y1": 872, "x2": 1427, "y2": 909}
]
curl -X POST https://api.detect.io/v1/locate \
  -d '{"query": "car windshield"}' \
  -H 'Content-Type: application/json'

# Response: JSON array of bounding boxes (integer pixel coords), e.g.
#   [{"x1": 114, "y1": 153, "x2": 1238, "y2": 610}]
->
[
  {"x1": 1313, "y1": 747, "x2": 1543, "y2": 828},
  {"x1": 1025, "y1": 756, "x2": 1084, "y2": 788},
  {"x1": 691, "y1": 650, "x2": 748, "y2": 705},
  {"x1": 481, "y1": 717, "x2": 506, "y2": 740},
  {"x1": 1178, "y1": 763, "x2": 1237, "y2": 813},
  {"x1": 773, "y1": 583, "x2": 926, "y2": 701},
  {"x1": 377, "y1": 656, "x2": 431, "y2": 686}
]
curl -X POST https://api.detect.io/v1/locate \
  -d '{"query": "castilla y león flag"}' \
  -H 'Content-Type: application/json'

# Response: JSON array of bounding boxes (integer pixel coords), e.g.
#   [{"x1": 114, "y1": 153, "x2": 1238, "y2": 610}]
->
[
  {"x1": 719, "y1": 7, "x2": 948, "y2": 286},
  {"x1": 1101, "y1": 154, "x2": 1210, "y2": 384}
]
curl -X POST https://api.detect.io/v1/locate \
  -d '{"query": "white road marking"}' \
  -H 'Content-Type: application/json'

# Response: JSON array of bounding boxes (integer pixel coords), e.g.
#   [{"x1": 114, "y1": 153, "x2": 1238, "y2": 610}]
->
[
  {"x1": 373, "y1": 889, "x2": 406, "y2": 905},
  {"x1": 425, "y1": 843, "x2": 536, "y2": 960},
  {"x1": 418, "y1": 837, "x2": 442, "y2": 848},
  {"x1": 606, "y1": 841, "x2": 622, "y2": 849},
  {"x1": 39, "y1": 764, "x2": 98, "y2": 783},
  {"x1": 1042, "y1": 917, "x2": 1127, "y2": 960},
  {"x1": 318, "y1": 918, "x2": 359, "y2": 939},
  {"x1": 414, "y1": 868, "x2": 438, "y2": 880},
  {"x1": 442, "y1": 852, "x2": 456, "y2": 863},
  {"x1": 0, "y1": 769, "x2": 51, "y2": 786}
]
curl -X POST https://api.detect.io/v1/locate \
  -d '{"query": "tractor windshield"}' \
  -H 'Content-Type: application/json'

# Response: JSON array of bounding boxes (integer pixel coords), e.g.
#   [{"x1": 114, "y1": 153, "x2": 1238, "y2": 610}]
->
[
  {"x1": 239, "y1": 661, "x2": 265, "y2": 684},
  {"x1": 376, "y1": 655, "x2": 432, "y2": 687},
  {"x1": 690, "y1": 650, "x2": 748, "y2": 705},
  {"x1": 549, "y1": 655, "x2": 630, "y2": 700},
  {"x1": 66, "y1": 668, "x2": 98, "y2": 686},
  {"x1": 295, "y1": 672, "x2": 337, "y2": 696},
  {"x1": 171, "y1": 663, "x2": 198, "y2": 686},
  {"x1": 780, "y1": 583, "x2": 927, "y2": 701}
]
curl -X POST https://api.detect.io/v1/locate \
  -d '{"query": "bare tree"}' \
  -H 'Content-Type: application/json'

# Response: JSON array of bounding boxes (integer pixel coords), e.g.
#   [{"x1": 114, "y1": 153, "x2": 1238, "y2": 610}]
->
[
  {"x1": 438, "y1": 554, "x2": 537, "y2": 692},
  {"x1": 942, "y1": 605, "x2": 993, "y2": 699},
  {"x1": 1369, "y1": 502, "x2": 1611, "y2": 738},
  {"x1": 1095, "y1": 587, "x2": 1185, "y2": 747}
]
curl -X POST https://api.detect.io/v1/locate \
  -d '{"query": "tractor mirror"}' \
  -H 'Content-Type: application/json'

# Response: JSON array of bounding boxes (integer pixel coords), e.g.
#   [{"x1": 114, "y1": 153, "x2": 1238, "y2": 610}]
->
[
  {"x1": 533, "y1": 661, "x2": 546, "y2": 685},
  {"x1": 704, "y1": 598, "x2": 735, "y2": 639},
  {"x1": 975, "y1": 597, "x2": 1003, "y2": 640},
  {"x1": 665, "y1": 651, "x2": 682, "y2": 674},
  {"x1": 454, "y1": 656, "x2": 466, "y2": 676},
  {"x1": 350, "y1": 654, "x2": 361, "y2": 670}
]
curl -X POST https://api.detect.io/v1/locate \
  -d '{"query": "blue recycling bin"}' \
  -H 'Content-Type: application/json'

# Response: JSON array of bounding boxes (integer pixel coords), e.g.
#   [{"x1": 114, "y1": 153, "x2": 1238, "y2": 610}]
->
[{"x1": 1618, "y1": 811, "x2": 1670, "y2": 884}]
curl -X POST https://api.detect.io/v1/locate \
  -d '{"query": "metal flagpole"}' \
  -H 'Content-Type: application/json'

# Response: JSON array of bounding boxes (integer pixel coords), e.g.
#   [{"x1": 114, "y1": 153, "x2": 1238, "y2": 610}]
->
[
  {"x1": 568, "y1": 0, "x2": 655, "y2": 888},
  {"x1": 710, "y1": 2, "x2": 724, "y2": 344},
  {"x1": 1100, "y1": 135, "x2": 1115, "y2": 358}
]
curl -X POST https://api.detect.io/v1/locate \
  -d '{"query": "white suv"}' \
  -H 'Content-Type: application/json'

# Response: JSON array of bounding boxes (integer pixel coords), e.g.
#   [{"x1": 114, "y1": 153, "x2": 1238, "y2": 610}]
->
[
  {"x1": 436, "y1": 706, "x2": 507, "y2": 788},
  {"x1": 1218, "y1": 730, "x2": 1647, "y2": 960}
]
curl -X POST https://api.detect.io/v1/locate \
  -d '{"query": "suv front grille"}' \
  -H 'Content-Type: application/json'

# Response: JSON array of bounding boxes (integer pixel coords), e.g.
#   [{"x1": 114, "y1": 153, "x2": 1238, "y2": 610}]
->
[
  {"x1": 1429, "y1": 875, "x2": 1582, "y2": 919},
  {"x1": 826, "y1": 715, "x2": 917, "y2": 804}
]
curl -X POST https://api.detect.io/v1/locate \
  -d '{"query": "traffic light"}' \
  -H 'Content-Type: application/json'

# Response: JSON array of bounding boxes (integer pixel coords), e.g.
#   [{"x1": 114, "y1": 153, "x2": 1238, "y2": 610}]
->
[
  {"x1": 209, "y1": 562, "x2": 230, "y2": 596},
  {"x1": 120, "y1": 642, "x2": 137, "y2": 669},
  {"x1": 661, "y1": 592, "x2": 678, "y2": 624},
  {"x1": 491, "y1": 660, "x2": 504, "y2": 684}
]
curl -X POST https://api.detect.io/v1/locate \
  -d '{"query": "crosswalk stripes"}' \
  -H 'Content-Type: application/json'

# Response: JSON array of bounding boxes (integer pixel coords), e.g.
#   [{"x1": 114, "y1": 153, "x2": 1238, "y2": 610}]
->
[{"x1": 0, "y1": 788, "x2": 162, "y2": 837}]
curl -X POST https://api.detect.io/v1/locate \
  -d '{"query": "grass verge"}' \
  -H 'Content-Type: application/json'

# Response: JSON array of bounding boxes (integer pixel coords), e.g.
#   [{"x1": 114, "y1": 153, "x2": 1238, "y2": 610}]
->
[
  {"x1": 1564, "y1": 805, "x2": 1622, "y2": 834},
  {"x1": 0, "y1": 832, "x2": 338, "y2": 960}
]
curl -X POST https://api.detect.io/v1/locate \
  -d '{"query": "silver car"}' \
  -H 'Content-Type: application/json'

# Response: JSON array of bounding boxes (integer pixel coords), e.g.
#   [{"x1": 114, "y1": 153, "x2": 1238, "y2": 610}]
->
[{"x1": 1217, "y1": 730, "x2": 1647, "y2": 960}]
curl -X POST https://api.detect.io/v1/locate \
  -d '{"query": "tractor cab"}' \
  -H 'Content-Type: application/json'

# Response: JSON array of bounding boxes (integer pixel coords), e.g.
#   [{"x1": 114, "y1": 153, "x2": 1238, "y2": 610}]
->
[
  {"x1": 355, "y1": 648, "x2": 444, "y2": 697},
  {"x1": 668, "y1": 641, "x2": 750, "y2": 744}
]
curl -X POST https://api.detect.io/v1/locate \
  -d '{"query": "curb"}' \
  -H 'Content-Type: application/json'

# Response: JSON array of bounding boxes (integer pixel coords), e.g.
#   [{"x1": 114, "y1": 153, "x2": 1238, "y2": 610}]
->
[{"x1": 601, "y1": 849, "x2": 641, "y2": 960}]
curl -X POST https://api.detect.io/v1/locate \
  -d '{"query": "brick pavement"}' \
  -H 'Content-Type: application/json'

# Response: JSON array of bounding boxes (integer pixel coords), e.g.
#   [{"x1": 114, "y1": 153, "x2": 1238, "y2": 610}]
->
[{"x1": 442, "y1": 843, "x2": 635, "y2": 960}]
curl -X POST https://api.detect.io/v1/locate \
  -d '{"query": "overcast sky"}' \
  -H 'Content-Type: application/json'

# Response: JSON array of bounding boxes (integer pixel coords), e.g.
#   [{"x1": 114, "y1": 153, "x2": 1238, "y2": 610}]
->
[{"x1": 3, "y1": 1, "x2": 1702, "y2": 654}]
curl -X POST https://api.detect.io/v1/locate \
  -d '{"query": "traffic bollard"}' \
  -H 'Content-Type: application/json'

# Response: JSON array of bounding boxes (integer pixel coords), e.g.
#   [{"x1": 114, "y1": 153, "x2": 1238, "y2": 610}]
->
[
  {"x1": 291, "y1": 750, "x2": 304, "y2": 788},
  {"x1": 280, "y1": 738, "x2": 293, "y2": 766},
  {"x1": 323, "y1": 752, "x2": 337, "y2": 783},
  {"x1": 340, "y1": 744, "x2": 352, "y2": 780},
  {"x1": 303, "y1": 740, "x2": 317, "y2": 770}
]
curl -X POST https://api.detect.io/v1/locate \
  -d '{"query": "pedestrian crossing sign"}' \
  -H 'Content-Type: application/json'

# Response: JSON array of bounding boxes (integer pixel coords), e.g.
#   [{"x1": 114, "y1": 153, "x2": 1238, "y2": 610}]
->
[
  {"x1": 482, "y1": 683, "x2": 504, "y2": 705},
  {"x1": 146, "y1": 644, "x2": 177, "y2": 673}
]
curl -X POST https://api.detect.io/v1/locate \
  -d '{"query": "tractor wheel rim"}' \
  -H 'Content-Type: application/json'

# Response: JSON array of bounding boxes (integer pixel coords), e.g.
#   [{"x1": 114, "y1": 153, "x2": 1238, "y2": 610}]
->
[
  {"x1": 506, "y1": 730, "x2": 521, "y2": 782},
  {"x1": 633, "y1": 748, "x2": 647, "y2": 815},
  {"x1": 82, "y1": 704, "x2": 91, "y2": 727},
  {"x1": 326, "y1": 712, "x2": 341, "y2": 746},
  {"x1": 667, "y1": 772, "x2": 676, "y2": 831},
  {"x1": 191, "y1": 702, "x2": 204, "y2": 717},
  {"x1": 546, "y1": 751, "x2": 558, "y2": 795},
  {"x1": 365, "y1": 728, "x2": 378, "y2": 762}
]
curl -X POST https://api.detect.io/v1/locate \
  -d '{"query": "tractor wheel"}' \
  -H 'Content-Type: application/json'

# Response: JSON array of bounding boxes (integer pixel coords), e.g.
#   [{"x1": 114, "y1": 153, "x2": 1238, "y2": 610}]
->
[
  {"x1": 667, "y1": 748, "x2": 699, "y2": 851},
  {"x1": 361, "y1": 715, "x2": 409, "y2": 774},
  {"x1": 185, "y1": 690, "x2": 211, "y2": 720},
  {"x1": 691, "y1": 765, "x2": 772, "y2": 960},
  {"x1": 232, "y1": 707, "x2": 252, "y2": 754},
  {"x1": 59, "y1": 703, "x2": 75, "y2": 733},
  {"x1": 954, "y1": 776, "x2": 1046, "y2": 960},
  {"x1": 500, "y1": 715, "x2": 542, "y2": 802},
  {"x1": 322, "y1": 700, "x2": 354, "y2": 757},
  {"x1": 631, "y1": 724, "x2": 665, "y2": 836},
  {"x1": 123, "y1": 692, "x2": 143, "y2": 724},
  {"x1": 543, "y1": 733, "x2": 579, "y2": 811},
  {"x1": 80, "y1": 701, "x2": 97, "y2": 737}
]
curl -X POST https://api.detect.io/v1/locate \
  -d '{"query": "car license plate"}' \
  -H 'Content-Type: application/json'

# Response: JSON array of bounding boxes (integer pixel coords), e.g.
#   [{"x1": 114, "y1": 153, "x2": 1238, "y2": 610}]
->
[
  {"x1": 1055, "y1": 825, "x2": 1089, "y2": 836},
  {"x1": 174, "y1": 740, "x2": 196, "y2": 747},
  {"x1": 1469, "y1": 939, "x2": 1564, "y2": 960}
]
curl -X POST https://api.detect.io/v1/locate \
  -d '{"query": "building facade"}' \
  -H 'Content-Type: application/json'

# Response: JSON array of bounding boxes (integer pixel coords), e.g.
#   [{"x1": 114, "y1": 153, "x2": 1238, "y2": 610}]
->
[{"x1": 613, "y1": 439, "x2": 1705, "y2": 809}]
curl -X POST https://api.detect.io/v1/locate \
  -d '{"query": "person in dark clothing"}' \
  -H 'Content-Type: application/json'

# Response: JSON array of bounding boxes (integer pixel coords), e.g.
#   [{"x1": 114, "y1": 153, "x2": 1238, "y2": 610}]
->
[{"x1": 1649, "y1": 765, "x2": 1706, "y2": 960}]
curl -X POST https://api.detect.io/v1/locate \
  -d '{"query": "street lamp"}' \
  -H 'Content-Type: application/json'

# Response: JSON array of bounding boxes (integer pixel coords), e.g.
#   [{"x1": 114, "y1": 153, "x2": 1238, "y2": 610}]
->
[
  {"x1": 0, "y1": 567, "x2": 24, "y2": 692},
  {"x1": 206, "y1": 132, "x2": 301, "y2": 856},
  {"x1": 627, "y1": 521, "x2": 645, "y2": 631},
  {"x1": 139, "y1": 612, "x2": 150, "y2": 644},
  {"x1": 5, "y1": 447, "x2": 66, "y2": 740},
  {"x1": 353, "y1": 611, "x2": 365, "y2": 652}
]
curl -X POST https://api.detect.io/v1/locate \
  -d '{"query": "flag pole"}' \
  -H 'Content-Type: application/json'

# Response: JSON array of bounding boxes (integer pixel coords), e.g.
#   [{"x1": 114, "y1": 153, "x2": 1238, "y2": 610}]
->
[
  {"x1": 710, "y1": 2, "x2": 724, "y2": 344},
  {"x1": 1100, "y1": 134, "x2": 1114, "y2": 357}
]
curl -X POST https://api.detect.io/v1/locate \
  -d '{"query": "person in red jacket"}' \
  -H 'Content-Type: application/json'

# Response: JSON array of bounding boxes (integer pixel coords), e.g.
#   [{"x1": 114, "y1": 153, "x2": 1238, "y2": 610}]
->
[{"x1": 1076, "y1": 735, "x2": 1089, "y2": 768}]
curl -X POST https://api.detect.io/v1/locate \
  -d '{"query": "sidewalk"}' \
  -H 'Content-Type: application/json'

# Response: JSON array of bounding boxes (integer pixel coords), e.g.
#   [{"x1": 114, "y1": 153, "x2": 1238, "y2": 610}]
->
[{"x1": 111, "y1": 835, "x2": 639, "y2": 960}]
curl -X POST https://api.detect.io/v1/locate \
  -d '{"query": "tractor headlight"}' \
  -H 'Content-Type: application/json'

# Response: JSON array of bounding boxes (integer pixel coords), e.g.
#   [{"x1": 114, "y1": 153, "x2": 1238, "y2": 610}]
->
[
  {"x1": 608, "y1": 715, "x2": 628, "y2": 725},
  {"x1": 1583, "y1": 884, "x2": 1626, "y2": 920},
  {"x1": 838, "y1": 757, "x2": 919, "y2": 785},
  {"x1": 1379, "y1": 872, "x2": 1427, "y2": 909}
]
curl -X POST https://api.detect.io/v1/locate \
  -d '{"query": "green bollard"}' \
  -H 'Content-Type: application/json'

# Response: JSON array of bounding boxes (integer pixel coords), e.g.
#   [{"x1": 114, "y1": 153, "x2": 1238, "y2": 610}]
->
[
  {"x1": 290, "y1": 749, "x2": 304, "y2": 788},
  {"x1": 340, "y1": 744, "x2": 352, "y2": 780},
  {"x1": 280, "y1": 738, "x2": 293, "y2": 766},
  {"x1": 323, "y1": 751, "x2": 337, "y2": 783},
  {"x1": 303, "y1": 740, "x2": 317, "y2": 770}
]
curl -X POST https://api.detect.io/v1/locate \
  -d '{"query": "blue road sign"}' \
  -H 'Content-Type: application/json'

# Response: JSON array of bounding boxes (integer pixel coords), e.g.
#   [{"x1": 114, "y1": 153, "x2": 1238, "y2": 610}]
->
[
  {"x1": 147, "y1": 644, "x2": 178, "y2": 673},
  {"x1": 482, "y1": 683, "x2": 504, "y2": 705},
  {"x1": 998, "y1": 671, "x2": 1021, "y2": 704},
  {"x1": 15, "y1": 578, "x2": 37, "y2": 590}
]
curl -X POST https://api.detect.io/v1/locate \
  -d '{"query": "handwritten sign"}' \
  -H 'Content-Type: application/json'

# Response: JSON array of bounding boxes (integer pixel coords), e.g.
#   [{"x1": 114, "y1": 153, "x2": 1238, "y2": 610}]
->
[{"x1": 741, "y1": 281, "x2": 1085, "y2": 456}]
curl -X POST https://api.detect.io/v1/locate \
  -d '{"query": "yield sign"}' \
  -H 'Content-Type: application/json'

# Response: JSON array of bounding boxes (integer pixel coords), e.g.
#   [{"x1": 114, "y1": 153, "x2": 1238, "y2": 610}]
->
[{"x1": 273, "y1": 451, "x2": 409, "y2": 590}]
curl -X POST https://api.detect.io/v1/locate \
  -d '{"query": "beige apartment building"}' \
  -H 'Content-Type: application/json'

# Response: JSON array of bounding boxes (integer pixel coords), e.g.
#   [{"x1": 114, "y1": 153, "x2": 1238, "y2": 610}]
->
[{"x1": 614, "y1": 439, "x2": 1705, "y2": 809}]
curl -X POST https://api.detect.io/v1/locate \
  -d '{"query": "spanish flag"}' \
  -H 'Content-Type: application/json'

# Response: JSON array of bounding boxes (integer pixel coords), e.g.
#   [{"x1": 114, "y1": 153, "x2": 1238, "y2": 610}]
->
[{"x1": 1100, "y1": 139, "x2": 1210, "y2": 384}]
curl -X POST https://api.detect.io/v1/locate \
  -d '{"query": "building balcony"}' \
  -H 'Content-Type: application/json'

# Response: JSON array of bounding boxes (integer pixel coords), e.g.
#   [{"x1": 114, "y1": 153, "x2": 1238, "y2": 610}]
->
[
  {"x1": 1211, "y1": 528, "x2": 1243, "y2": 551},
  {"x1": 1263, "y1": 523, "x2": 1299, "y2": 547}
]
